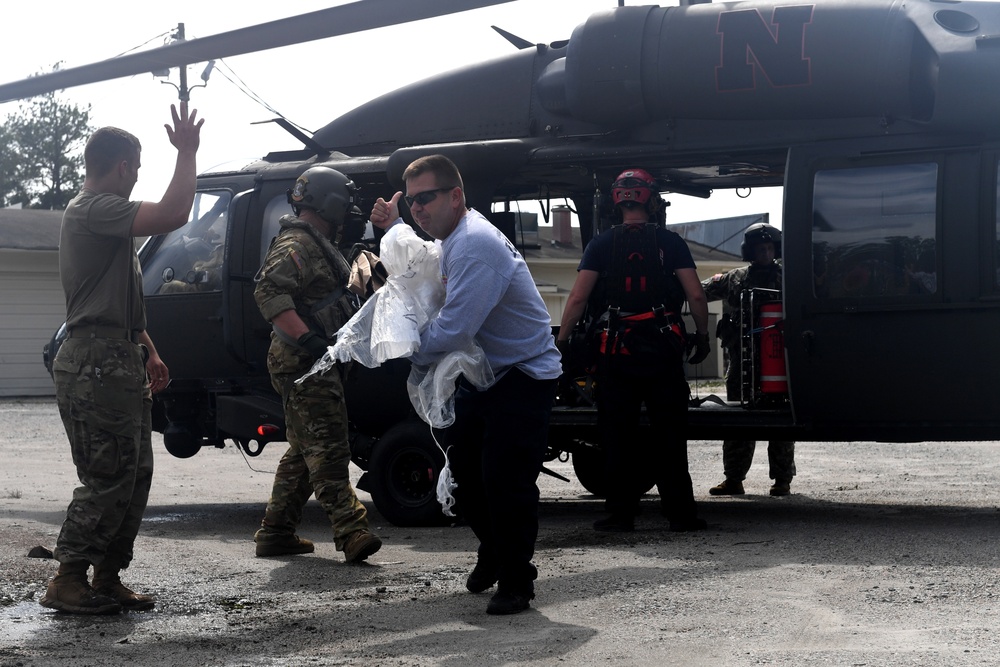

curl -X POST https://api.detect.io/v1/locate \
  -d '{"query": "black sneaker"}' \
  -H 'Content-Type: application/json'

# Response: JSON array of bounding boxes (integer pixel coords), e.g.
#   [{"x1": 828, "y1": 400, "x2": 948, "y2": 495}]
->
[
  {"x1": 486, "y1": 589, "x2": 534, "y2": 615},
  {"x1": 593, "y1": 514, "x2": 635, "y2": 532},
  {"x1": 466, "y1": 561, "x2": 500, "y2": 593}
]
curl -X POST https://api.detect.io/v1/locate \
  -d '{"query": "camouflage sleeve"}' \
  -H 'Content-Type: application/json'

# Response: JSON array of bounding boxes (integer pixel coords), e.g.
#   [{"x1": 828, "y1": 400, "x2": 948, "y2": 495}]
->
[
  {"x1": 701, "y1": 271, "x2": 734, "y2": 303},
  {"x1": 254, "y1": 236, "x2": 311, "y2": 323}
]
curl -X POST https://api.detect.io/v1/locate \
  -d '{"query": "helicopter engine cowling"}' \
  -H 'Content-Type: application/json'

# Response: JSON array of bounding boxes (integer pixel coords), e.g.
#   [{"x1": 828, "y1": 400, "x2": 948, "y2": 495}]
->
[{"x1": 541, "y1": 0, "x2": 1000, "y2": 131}]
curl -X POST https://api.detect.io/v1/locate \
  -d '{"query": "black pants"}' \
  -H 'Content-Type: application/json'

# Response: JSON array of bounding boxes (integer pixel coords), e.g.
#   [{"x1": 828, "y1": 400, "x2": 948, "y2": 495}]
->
[
  {"x1": 447, "y1": 368, "x2": 557, "y2": 593},
  {"x1": 596, "y1": 361, "x2": 699, "y2": 522}
]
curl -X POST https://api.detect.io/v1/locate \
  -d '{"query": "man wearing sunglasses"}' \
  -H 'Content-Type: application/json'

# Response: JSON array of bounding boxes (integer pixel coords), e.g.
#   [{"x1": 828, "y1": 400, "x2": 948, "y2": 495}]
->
[{"x1": 370, "y1": 155, "x2": 561, "y2": 615}]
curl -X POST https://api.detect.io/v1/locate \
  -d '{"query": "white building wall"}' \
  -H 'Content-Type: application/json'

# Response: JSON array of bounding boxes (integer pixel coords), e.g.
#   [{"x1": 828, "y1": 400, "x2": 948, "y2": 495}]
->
[{"x1": 0, "y1": 249, "x2": 63, "y2": 397}]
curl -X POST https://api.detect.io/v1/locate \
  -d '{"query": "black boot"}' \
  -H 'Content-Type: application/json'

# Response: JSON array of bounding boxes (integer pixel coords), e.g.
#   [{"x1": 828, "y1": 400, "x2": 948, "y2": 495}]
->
[
  {"x1": 466, "y1": 559, "x2": 500, "y2": 593},
  {"x1": 486, "y1": 564, "x2": 537, "y2": 615}
]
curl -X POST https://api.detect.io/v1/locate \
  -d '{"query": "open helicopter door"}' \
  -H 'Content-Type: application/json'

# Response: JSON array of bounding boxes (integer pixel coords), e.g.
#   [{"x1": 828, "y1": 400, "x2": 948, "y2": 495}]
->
[
  {"x1": 782, "y1": 136, "x2": 1000, "y2": 441},
  {"x1": 141, "y1": 188, "x2": 245, "y2": 380}
]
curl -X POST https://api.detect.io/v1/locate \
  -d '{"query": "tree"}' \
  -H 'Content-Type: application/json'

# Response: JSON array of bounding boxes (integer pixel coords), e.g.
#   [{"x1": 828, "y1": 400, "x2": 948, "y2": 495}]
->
[
  {"x1": 0, "y1": 86, "x2": 92, "y2": 209},
  {"x1": 0, "y1": 124, "x2": 20, "y2": 207}
]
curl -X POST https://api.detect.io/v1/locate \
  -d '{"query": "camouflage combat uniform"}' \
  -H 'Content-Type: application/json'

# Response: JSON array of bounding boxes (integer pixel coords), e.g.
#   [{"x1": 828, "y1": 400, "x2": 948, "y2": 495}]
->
[
  {"x1": 52, "y1": 190, "x2": 153, "y2": 570},
  {"x1": 254, "y1": 215, "x2": 369, "y2": 551},
  {"x1": 702, "y1": 262, "x2": 796, "y2": 484}
]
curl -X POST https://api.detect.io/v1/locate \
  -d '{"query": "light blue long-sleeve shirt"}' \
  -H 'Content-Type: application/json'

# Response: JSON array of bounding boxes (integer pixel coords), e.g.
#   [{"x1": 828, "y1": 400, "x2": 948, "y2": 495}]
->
[{"x1": 400, "y1": 209, "x2": 561, "y2": 380}]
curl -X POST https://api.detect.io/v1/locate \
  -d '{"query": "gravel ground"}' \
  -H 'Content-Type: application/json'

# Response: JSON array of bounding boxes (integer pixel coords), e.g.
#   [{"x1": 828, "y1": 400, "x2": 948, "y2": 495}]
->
[{"x1": 2, "y1": 395, "x2": 1000, "y2": 666}]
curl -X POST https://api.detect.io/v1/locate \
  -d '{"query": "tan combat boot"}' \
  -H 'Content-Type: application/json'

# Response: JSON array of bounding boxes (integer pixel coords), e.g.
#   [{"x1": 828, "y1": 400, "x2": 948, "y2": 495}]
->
[
  {"x1": 254, "y1": 529, "x2": 316, "y2": 557},
  {"x1": 92, "y1": 563, "x2": 156, "y2": 611},
  {"x1": 343, "y1": 529, "x2": 382, "y2": 563},
  {"x1": 708, "y1": 478, "x2": 745, "y2": 496},
  {"x1": 39, "y1": 561, "x2": 122, "y2": 615},
  {"x1": 769, "y1": 479, "x2": 792, "y2": 496}
]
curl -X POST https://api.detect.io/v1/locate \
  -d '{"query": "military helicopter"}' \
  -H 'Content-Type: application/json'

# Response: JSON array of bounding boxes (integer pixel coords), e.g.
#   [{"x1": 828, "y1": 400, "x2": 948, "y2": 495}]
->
[{"x1": 20, "y1": 0, "x2": 1000, "y2": 524}]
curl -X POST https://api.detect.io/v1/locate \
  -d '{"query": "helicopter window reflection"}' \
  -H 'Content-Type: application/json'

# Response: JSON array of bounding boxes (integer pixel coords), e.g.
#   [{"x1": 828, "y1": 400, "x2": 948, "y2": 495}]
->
[
  {"x1": 812, "y1": 163, "x2": 938, "y2": 299},
  {"x1": 143, "y1": 191, "x2": 232, "y2": 295},
  {"x1": 260, "y1": 194, "x2": 288, "y2": 267}
]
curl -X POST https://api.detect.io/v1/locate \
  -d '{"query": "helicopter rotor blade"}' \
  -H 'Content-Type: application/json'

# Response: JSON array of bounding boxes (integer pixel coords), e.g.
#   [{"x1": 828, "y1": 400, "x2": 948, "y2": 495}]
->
[{"x1": 0, "y1": 0, "x2": 516, "y2": 104}]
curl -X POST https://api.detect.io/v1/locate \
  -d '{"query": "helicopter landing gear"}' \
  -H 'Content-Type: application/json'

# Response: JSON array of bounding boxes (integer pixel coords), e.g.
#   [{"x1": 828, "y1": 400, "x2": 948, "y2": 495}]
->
[
  {"x1": 366, "y1": 419, "x2": 454, "y2": 527},
  {"x1": 163, "y1": 422, "x2": 202, "y2": 459},
  {"x1": 237, "y1": 439, "x2": 266, "y2": 457}
]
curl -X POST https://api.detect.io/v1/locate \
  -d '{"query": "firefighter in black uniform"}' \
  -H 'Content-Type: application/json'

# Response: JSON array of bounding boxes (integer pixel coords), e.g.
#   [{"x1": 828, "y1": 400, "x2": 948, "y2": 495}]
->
[
  {"x1": 702, "y1": 222, "x2": 796, "y2": 496},
  {"x1": 557, "y1": 168, "x2": 711, "y2": 532}
]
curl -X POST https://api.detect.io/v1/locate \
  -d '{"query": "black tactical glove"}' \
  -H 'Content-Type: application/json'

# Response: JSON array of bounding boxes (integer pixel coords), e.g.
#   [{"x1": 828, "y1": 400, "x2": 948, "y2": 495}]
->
[
  {"x1": 687, "y1": 331, "x2": 711, "y2": 365},
  {"x1": 297, "y1": 331, "x2": 330, "y2": 361}
]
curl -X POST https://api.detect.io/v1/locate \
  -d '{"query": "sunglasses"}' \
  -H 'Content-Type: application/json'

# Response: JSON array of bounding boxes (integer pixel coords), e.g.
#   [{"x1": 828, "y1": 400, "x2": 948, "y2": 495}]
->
[{"x1": 404, "y1": 186, "x2": 456, "y2": 207}]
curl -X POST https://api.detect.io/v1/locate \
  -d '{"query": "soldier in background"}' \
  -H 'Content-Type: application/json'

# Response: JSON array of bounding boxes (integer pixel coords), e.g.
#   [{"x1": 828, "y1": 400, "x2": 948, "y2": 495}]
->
[
  {"x1": 252, "y1": 166, "x2": 382, "y2": 564},
  {"x1": 702, "y1": 222, "x2": 796, "y2": 496}
]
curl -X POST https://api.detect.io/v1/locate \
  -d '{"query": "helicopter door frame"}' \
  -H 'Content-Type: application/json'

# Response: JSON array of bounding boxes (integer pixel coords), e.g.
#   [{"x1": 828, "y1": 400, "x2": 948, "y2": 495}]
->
[
  {"x1": 782, "y1": 135, "x2": 1000, "y2": 441},
  {"x1": 979, "y1": 149, "x2": 1000, "y2": 300},
  {"x1": 221, "y1": 188, "x2": 255, "y2": 367},
  {"x1": 141, "y1": 188, "x2": 243, "y2": 383}
]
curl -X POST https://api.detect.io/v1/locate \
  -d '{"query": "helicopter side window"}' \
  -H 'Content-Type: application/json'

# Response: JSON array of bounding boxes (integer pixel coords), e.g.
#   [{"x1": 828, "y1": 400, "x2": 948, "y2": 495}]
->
[
  {"x1": 259, "y1": 194, "x2": 288, "y2": 268},
  {"x1": 143, "y1": 191, "x2": 232, "y2": 295},
  {"x1": 811, "y1": 163, "x2": 938, "y2": 299}
]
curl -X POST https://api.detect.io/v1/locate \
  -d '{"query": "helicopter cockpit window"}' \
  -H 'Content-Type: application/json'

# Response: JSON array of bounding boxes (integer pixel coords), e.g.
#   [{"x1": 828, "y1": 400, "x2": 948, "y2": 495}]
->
[
  {"x1": 143, "y1": 191, "x2": 232, "y2": 295},
  {"x1": 812, "y1": 163, "x2": 938, "y2": 299}
]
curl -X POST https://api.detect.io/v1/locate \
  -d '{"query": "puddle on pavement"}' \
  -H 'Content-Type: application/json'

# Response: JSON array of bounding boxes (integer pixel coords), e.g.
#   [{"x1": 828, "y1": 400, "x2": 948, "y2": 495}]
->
[
  {"x1": 1, "y1": 601, "x2": 52, "y2": 643},
  {"x1": 0, "y1": 600, "x2": 160, "y2": 644},
  {"x1": 142, "y1": 512, "x2": 186, "y2": 523}
]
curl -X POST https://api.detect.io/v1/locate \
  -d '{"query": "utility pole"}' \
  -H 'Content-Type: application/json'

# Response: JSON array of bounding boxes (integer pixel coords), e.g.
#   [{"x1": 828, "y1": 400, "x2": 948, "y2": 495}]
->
[
  {"x1": 175, "y1": 23, "x2": 190, "y2": 102},
  {"x1": 156, "y1": 23, "x2": 212, "y2": 102}
]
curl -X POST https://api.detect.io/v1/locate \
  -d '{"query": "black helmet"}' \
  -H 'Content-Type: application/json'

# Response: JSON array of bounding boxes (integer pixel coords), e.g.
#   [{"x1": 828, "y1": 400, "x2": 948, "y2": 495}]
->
[
  {"x1": 287, "y1": 166, "x2": 362, "y2": 226},
  {"x1": 740, "y1": 222, "x2": 782, "y2": 261}
]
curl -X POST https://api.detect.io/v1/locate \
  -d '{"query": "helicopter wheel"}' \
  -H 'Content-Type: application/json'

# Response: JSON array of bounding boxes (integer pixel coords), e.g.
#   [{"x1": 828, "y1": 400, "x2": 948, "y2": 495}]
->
[
  {"x1": 366, "y1": 419, "x2": 453, "y2": 527},
  {"x1": 163, "y1": 423, "x2": 202, "y2": 459},
  {"x1": 572, "y1": 445, "x2": 655, "y2": 499}
]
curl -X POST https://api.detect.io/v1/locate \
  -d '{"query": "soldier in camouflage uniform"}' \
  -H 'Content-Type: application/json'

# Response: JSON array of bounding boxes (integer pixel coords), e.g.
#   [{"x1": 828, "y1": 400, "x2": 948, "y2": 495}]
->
[
  {"x1": 42, "y1": 104, "x2": 204, "y2": 615},
  {"x1": 252, "y1": 166, "x2": 381, "y2": 563},
  {"x1": 701, "y1": 223, "x2": 796, "y2": 496}
]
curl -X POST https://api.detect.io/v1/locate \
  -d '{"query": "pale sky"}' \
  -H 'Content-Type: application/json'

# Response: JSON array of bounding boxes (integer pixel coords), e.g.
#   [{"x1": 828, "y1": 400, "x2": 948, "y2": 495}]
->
[{"x1": 0, "y1": 0, "x2": 782, "y2": 225}]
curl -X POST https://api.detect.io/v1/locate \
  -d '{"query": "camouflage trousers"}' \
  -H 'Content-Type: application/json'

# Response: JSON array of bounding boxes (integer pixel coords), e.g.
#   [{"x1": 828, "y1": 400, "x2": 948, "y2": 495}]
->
[
  {"x1": 722, "y1": 440, "x2": 796, "y2": 482},
  {"x1": 52, "y1": 338, "x2": 153, "y2": 569},
  {"x1": 263, "y1": 368, "x2": 368, "y2": 551}
]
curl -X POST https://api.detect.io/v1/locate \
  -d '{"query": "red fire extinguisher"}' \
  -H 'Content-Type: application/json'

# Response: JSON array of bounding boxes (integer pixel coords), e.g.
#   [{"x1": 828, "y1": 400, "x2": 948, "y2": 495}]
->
[{"x1": 758, "y1": 302, "x2": 787, "y2": 394}]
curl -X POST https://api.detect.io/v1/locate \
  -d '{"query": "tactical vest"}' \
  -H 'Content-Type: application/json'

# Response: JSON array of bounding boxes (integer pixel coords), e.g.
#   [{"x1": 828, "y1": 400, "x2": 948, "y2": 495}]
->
[
  {"x1": 262, "y1": 219, "x2": 361, "y2": 347},
  {"x1": 587, "y1": 224, "x2": 687, "y2": 374}
]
